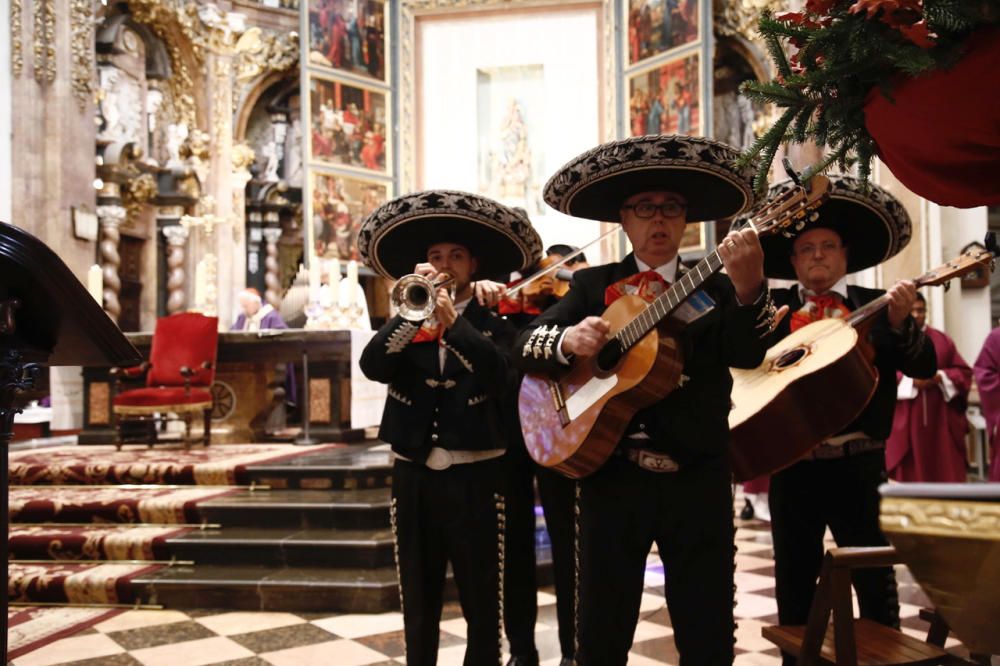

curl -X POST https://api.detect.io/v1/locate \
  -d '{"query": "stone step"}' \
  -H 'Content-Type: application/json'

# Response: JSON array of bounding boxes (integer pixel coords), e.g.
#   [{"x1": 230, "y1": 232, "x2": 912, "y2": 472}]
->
[
  {"x1": 132, "y1": 563, "x2": 401, "y2": 613},
  {"x1": 245, "y1": 444, "x2": 393, "y2": 491},
  {"x1": 132, "y1": 553, "x2": 555, "y2": 614},
  {"x1": 165, "y1": 526, "x2": 394, "y2": 569},
  {"x1": 195, "y1": 487, "x2": 391, "y2": 530}
]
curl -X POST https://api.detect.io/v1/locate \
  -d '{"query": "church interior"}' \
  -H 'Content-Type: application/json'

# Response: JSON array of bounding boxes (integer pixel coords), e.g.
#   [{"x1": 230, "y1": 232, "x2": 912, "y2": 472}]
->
[{"x1": 1, "y1": 0, "x2": 999, "y2": 664}]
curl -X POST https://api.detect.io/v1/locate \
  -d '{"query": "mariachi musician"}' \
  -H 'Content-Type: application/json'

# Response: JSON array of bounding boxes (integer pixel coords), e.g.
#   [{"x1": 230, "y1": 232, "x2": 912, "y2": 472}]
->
[
  {"x1": 500, "y1": 243, "x2": 585, "y2": 666},
  {"x1": 515, "y1": 135, "x2": 778, "y2": 665},
  {"x1": 357, "y1": 190, "x2": 542, "y2": 666},
  {"x1": 757, "y1": 176, "x2": 936, "y2": 664}
]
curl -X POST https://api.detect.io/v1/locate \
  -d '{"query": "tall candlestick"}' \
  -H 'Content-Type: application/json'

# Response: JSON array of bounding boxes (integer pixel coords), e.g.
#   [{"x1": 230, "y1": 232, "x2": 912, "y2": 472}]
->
[
  {"x1": 86, "y1": 264, "x2": 103, "y2": 304},
  {"x1": 345, "y1": 260, "x2": 359, "y2": 308},
  {"x1": 194, "y1": 259, "x2": 206, "y2": 310},
  {"x1": 308, "y1": 253, "x2": 321, "y2": 300},
  {"x1": 327, "y1": 257, "x2": 341, "y2": 289}
]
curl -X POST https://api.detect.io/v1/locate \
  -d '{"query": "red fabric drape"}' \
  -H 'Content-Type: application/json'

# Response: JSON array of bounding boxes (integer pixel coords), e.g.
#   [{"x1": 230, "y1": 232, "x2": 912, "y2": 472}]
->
[{"x1": 863, "y1": 27, "x2": 1000, "y2": 208}]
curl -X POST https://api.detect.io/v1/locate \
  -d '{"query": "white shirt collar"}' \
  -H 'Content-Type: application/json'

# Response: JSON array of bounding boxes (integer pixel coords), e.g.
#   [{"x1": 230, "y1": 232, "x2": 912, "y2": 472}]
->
[
  {"x1": 634, "y1": 255, "x2": 679, "y2": 282},
  {"x1": 798, "y1": 276, "x2": 849, "y2": 302}
]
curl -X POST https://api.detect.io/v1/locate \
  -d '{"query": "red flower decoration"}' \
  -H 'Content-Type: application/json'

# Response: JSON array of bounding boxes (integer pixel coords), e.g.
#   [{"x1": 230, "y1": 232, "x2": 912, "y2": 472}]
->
[
  {"x1": 898, "y1": 20, "x2": 937, "y2": 47},
  {"x1": 806, "y1": 0, "x2": 839, "y2": 14}
]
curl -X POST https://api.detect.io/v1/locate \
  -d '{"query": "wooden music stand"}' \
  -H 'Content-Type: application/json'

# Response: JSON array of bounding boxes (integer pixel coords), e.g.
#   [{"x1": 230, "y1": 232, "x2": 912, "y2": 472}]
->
[{"x1": 0, "y1": 221, "x2": 141, "y2": 662}]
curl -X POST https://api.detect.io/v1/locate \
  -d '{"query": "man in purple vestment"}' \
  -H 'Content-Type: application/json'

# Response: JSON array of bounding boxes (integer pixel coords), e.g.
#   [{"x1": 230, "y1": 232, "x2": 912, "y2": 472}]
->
[
  {"x1": 231, "y1": 288, "x2": 288, "y2": 332},
  {"x1": 973, "y1": 323, "x2": 1000, "y2": 480},
  {"x1": 886, "y1": 294, "x2": 972, "y2": 482},
  {"x1": 231, "y1": 289, "x2": 296, "y2": 406}
]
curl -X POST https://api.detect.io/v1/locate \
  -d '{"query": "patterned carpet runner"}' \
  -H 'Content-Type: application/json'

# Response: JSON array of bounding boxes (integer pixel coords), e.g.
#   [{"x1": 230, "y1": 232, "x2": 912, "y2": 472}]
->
[
  {"x1": 7, "y1": 443, "x2": 343, "y2": 631},
  {"x1": 9, "y1": 525, "x2": 190, "y2": 561},
  {"x1": 9, "y1": 485, "x2": 237, "y2": 523},
  {"x1": 9, "y1": 443, "x2": 342, "y2": 485},
  {"x1": 7, "y1": 606, "x2": 123, "y2": 660},
  {"x1": 8, "y1": 562, "x2": 161, "y2": 605}
]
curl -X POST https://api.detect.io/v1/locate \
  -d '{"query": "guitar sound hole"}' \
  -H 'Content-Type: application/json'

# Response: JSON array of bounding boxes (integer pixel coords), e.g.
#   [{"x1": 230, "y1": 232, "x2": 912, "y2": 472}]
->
[
  {"x1": 775, "y1": 347, "x2": 807, "y2": 369},
  {"x1": 596, "y1": 339, "x2": 624, "y2": 373}
]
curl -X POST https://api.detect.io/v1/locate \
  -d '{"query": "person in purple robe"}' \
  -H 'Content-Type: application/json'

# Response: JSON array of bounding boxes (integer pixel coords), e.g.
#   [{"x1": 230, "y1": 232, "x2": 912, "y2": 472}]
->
[
  {"x1": 886, "y1": 293, "x2": 972, "y2": 482},
  {"x1": 231, "y1": 289, "x2": 296, "y2": 407},
  {"x1": 973, "y1": 323, "x2": 1000, "y2": 480}
]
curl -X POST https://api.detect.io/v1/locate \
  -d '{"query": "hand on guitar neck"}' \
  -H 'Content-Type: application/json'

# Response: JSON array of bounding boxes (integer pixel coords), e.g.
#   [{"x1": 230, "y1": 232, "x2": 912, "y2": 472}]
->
[{"x1": 885, "y1": 280, "x2": 918, "y2": 330}]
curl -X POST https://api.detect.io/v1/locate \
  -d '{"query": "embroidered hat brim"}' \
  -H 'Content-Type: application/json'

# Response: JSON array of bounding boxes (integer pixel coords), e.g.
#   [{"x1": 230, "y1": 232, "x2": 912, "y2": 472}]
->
[
  {"x1": 758, "y1": 176, "x2": 912, "y2": 280},
  {"x1": 358, "y1": 190, "x2": 543, "y2": 280},
  {"x1": 543, "y1": 135, "x2": 757, "y2": 223}
]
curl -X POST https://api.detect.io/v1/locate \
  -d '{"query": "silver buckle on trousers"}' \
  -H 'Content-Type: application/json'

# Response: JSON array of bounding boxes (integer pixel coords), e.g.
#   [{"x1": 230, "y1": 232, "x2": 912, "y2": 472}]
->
[
  {"x1": 425, "y1": 447, "x2": 454, "y2": 470},
  {"x1": 635, "y1": 449, "x2": 680, "y2": 473}
]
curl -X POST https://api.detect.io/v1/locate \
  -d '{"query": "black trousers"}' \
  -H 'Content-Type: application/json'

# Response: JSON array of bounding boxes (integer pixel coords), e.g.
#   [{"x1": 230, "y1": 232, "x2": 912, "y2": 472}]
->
[
  {"x1": 769, "y1": 449, "x2": 899, "y2": 665},
  {"x1": 392, "y1": 457, "x2": 504, "y2": 666},
  {"x1": 503, "y1": 447, "x2": 578, "y2": 661},
  {"x1": 576, "y1": 456, "x2": 735, "y2": 666}
]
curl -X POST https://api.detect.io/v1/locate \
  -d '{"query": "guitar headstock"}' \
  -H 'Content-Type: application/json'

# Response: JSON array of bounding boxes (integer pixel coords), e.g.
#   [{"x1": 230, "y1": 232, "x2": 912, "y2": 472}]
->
[
  {"x1": 916, "y1": 233, "x2": 998, "y2": 288},
  {"x1": 748, "y1": 174, "x2": 831, "y2": 239}
]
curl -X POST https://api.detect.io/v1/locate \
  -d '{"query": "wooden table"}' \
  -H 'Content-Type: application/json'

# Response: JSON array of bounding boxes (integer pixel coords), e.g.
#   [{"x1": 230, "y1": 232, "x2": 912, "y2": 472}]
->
[{"x1": 81, "y1": 329, "x2": 369, "y2": 444}]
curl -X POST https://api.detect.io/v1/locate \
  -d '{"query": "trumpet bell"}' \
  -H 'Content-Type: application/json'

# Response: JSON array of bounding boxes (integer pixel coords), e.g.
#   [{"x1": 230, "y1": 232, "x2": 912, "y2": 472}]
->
[{"x1": 391, "y1": 274, "x2": 450, "y2": 322}]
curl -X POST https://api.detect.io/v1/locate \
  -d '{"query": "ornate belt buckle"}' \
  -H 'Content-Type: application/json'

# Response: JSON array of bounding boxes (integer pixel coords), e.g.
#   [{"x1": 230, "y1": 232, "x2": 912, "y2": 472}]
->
[
  {"x1": 637, "y1": 450, "x2": 678, "y2": 473},
  {"x1": 425, "y1": 448, "x2": 453, "y2": 470}
]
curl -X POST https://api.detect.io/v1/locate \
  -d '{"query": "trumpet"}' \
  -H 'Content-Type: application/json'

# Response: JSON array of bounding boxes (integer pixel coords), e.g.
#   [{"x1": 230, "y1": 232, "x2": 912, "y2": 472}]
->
[{"x1": 391, "y1": 272, "x2": 456, "y2": 322}]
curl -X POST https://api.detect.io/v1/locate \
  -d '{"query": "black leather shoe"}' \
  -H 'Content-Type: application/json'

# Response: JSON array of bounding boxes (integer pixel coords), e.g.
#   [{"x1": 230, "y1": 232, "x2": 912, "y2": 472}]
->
[
  {"x1": 740, "y1": 497, "x2": 755, "y2": 520},
  {"x1": 506, "y1": 655, "x2": 540, "y2": 666}
]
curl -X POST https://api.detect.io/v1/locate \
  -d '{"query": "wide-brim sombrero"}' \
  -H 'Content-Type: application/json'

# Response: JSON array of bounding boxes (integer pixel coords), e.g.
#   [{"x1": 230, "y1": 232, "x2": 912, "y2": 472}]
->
[
  {"x1": 759, "y1": 175, "x2": 912, "y2": 280},
  {"x1": 543, "y1": 135, "x2": 757, "y2": 223},
  {"x1": 357, "y1": 190, "x2": 543, "y2": 280}
]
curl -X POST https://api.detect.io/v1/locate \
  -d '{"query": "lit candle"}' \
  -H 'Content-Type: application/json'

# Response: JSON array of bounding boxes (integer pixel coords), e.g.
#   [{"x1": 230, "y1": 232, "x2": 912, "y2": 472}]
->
[
  {"x1": 344, "y1": 259, "x2": 359, "y2": 308},
  {"x1": 86, "y1": 264, "x2": 103, "y2": 304}
]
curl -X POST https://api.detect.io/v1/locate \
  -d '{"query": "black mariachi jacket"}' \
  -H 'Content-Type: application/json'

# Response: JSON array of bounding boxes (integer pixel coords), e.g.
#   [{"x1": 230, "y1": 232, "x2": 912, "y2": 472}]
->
[
  {"x1": 360, "y1": 298, "x2": 516, "y2": 463},
  {"x1": 771, "y1": 284, "x2": 936, "y2": 441},
  {"x1": 513, "y1": 253, "x2": 774, "y2": 465}
]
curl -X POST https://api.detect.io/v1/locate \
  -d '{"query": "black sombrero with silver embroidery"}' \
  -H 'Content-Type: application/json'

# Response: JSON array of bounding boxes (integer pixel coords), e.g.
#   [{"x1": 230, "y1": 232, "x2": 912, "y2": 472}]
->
[
  {"x1": 758, "y1": 175, "x2": 912, "y2": 280},
  {"x1": 543, "y1": 134, "x2": 757, "y2": 223},
  {"x1": 358, "y1": 190, "x2": 543, "y2": 280}
]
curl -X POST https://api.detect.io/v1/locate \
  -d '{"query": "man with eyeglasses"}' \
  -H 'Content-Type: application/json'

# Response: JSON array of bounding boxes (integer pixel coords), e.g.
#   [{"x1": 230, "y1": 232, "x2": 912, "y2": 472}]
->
[
  {"x1": 756, "y1": 176, "x2": 936, "y2": 665},
  {"x1": 515, "y1": 135, "x2": 777, "y2": 665}
]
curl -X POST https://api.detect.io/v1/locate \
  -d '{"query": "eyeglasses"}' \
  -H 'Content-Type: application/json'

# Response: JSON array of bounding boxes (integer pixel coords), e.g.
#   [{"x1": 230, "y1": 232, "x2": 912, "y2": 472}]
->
[
  {"x1": 793, "y1": 241, "x2": 843, "y2": 256},
  {"x1": 621, "y1": 201, "x2": 687, "y2": 219}
]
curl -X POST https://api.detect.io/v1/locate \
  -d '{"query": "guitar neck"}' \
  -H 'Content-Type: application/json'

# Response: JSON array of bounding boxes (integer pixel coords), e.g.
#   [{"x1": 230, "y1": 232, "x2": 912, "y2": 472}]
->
[
  {"x1": 844, "y1": 273, "x2": 940, "y2": 328},
  {"x1": 615, "y1": 249, "x2": 724, "y2": 348}
]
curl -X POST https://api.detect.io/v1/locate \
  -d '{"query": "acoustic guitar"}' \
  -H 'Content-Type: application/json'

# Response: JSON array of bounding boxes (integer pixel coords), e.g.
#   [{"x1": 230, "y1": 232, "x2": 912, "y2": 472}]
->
[
  {"x1": 728, "y1": 236, "x2": 998, "y2": 482},
  {"x1": 518, "y1": 175, "x2": 832, "y2": 479}
]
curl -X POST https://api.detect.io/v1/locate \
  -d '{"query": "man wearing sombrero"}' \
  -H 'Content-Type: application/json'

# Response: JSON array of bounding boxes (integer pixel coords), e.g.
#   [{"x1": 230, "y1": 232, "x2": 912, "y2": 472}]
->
[
  {"x1": 357, "y1": 190, "x2": 541, "y2": 666},
  {"x1": 760, "y1": 176, "x2": 936, "y2": 664},
  {"x1": 515, "y1": 135, "x2": 777, "y2": 664}
]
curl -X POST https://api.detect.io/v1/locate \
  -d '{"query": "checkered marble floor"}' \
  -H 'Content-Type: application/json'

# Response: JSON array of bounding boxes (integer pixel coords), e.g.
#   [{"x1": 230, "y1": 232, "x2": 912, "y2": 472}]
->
[{"x1": 10, "y1": 496, "x2": 951, "y2": 666}]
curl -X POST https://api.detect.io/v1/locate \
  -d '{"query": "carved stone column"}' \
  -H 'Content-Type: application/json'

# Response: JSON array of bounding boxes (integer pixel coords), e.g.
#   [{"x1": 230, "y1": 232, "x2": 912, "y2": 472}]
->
[
  {"x1": 97, "y1": 204, "x2": 127, "y2": 322},
  {"x1": 162, "y1": 225, "x2": 189, "y2": 314},
  {"x1": 262, "y1": 227, "x2": 283, "y2": 309},
  {"x1": 202, "y1": 15, "x2": 244, "y2": 330}
]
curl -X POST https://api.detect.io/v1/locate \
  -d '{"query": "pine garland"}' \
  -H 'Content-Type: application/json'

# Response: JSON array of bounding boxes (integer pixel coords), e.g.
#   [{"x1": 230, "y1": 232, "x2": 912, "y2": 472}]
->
[{"x1": 740, "y1": 0, "x2": 1000, "y2": 190}]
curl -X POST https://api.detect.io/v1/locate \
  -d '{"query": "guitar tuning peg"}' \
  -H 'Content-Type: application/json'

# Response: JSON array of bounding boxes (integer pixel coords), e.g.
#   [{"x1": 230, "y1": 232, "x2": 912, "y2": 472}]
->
[
  {"x1": 809, "y1": 212, "x2": 820, "y2": 221},
  {"x1": 943, "y1": 280, "x2": 951, "y2": 292},
  {"x1": 795, "y1": 221, "x2": 805, "y2": 230}
]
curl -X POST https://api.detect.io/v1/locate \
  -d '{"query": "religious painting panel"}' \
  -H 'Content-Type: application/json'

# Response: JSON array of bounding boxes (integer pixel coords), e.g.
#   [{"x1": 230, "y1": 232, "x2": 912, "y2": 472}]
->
[
  {"x1": 310, "y1": 169, "x2": 391, "y2": 262},
  {"x1": 626, "y1": 51, "x2": 701, "y2": 138},
  {"x1": 625, "y1": 0, "x2": 700, "y2": 66},
  {"x1": 476, "y1": 65, "x2": 546, "y2": 216},
  {"x1": 307, "y1": 0, "x2": 388, "y2": 82},
  {"x1": 307, "y1": 74, "x2": 389, "y2": 174},
  {"x1": 412, "y1": 4, "x2": 616, "y2": 262}
]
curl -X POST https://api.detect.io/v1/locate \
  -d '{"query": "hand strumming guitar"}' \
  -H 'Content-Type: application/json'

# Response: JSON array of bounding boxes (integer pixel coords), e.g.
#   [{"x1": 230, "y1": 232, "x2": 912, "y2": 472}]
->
[{"x1": 561, "y1": 316, "x2": 611, "y2": 359}]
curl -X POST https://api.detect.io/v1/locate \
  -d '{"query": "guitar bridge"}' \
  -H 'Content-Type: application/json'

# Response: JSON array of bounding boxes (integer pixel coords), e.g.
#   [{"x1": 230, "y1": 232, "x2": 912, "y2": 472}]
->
[{"x1": 547, "y1": 380, "x2": 571, "y2": 427}]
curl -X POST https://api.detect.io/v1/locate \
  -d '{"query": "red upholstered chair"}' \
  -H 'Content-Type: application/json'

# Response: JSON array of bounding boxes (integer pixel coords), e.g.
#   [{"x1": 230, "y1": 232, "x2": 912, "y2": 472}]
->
[{"x1": 112, "y1": 313, "x2": 219, "y2": 450}]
